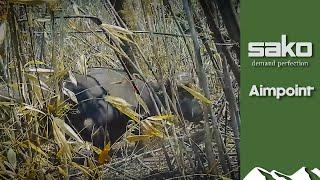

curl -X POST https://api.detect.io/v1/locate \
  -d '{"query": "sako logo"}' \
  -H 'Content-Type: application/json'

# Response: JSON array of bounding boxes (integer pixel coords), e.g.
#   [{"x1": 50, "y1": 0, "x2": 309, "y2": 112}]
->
[{"x1": 248, "y1": 35, "x2": 313, "y2": 57}]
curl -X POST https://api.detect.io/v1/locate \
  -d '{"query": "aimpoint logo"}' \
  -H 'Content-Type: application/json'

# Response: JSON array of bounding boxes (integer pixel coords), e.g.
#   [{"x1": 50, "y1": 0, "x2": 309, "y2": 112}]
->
[{"x1": 248, "y1": 35, "x2": 313, "y2": 57}]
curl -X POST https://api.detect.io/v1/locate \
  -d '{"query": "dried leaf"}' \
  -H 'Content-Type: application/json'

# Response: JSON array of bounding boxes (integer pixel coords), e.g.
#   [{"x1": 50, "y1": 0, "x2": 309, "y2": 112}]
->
[
  {"x1": 220, "y1": 176, "x2": 232, "y2": 180},
  {"x1": 76, "y1": 54, "x2": 87, "y2": 74},
  {"x1": 136, "y1": 93, "x2": 150, "y2": 114},
  {"x1": 126, "y1": 135, "x2": 151, "y2": 142},
  {"x1": 72, "y1": 3, "x2": 80, "y2": 15},
  {"x1": 68, "y1": 21, "x2": 77, "y2": 29},
  {"x1": 62, "y1": 85, "x2": 78, "y2": 104},
  {"x1": 100, "y1": 23, "x2": 134, "y2": 44},
  {"x1": 91, "y1": 145, "x2": 102, "y2": 155},
  {"x1": 71, "y1": 162, "x2": 93, "y2": 176},
  {"x1": 25, "y1": 68, "x2": 54, "y2": 74},
  {"x1": 45, "y1": 174, "x2": 55, "y2": 180},
  {"x1": 24, "y1": 60, "x2": 46, "y2": 68},
  {"x1": 179, "y1": 84, "x2": 212, "y2": 104},
  {"x1": 0, "y1": 23, "x2": 5, "y2": 45},
  {"x1": 28, "y1": 141, "x2": 48, "y2": 158},
  {"x1": 18, "y1": 105, "x2": 46, "y2": 115},
  {"x1": 52, "y1": 119, "x2": 72, "y2": 160},
  {"x1": 34, "y1": 18, "x2": 50, "y2": 23},
  {"x1": 101, "y1": 25, "x2": 123, "y2": 45},
  {"x1": 25, "y1": 73, "x2": 49, "y2": 91},
  {"x1": 106, "y1": 96, "x2": 132, "y2": 107},
  {"x1": 57, "y1": 166, "x2": 68, "y2": 177},
  {"x1": 7, "y1": 148, "x2": 16, "y2": 170},
  {"x1": 117, "y1": 105, "x2": 141, "y2": 123},
  {"x1": 146, "y1": 114, "x2": 174, "y2": 121},
  {"x1": 0, "y1": 160, "x2": 7, "y2": 171},
  {"x1": 53, "y1": 118, "x2": 84, "y2": 144},
  {"x1": 91, "y1": 30, "x2": 130, "y2": 59},
  {"x1": 2, "y1": 162, "x2": 15, "y2": 177},
  {"x1": 0, "y1": 101, "x2": 15, "y2": 107},
  {"x1": 141, "y1": 121, "x2": 164, "y2": 138},
  {"x1": 98, "y1": 142, "x2": 111, "y2": 165},
  {"x1": 68, "y1": 70, "x2": 77, "y2": 86},
  {"x1": 25, "y1": 73, "x2": 46, "y2": 102},
  {"x1": 106, "y1": 96, "x2": 141, "y2": 122},
  {"x1": 102, "y1": 24, "x2": 133, "y2": 35}
]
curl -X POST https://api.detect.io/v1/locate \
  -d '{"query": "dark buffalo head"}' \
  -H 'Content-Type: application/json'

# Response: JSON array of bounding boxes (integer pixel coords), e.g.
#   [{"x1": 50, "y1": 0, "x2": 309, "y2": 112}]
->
[
  {"x1": 175, "y1": 72, "x2": 203, "y2": 122},
  {"x1": 176, "y1": 73, "x2": 203, "y2": 122},
  {"x1": 175, "y1": 85, "x2": 203, "y2": 123},
  {"x1": 63, "y1": 74, "x2": 126, "y2": 149},
  {"x1": 152, "y1": 72, "x2": 204, "y2": 123}
]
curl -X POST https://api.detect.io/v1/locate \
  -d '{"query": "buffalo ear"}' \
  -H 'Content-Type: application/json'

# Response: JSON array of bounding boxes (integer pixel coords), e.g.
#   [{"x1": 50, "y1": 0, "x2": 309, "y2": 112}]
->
[{"x1": 162, "y1": 72, "x2": 193, "y2": 98}]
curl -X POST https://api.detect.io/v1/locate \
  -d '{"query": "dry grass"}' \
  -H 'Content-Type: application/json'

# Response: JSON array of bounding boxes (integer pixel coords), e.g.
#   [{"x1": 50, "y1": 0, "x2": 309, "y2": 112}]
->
[{"x1": 0, "y1": 0, "x2": 239, "y2": 179}]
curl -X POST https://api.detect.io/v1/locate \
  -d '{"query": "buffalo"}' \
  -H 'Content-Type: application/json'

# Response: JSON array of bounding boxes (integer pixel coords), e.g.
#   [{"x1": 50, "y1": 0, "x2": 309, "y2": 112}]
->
[
  {"x1": 63, "y1": 68, "x2": 204, "y2": 149},
  {"x1": 0, "y1": 67, "x2": 203, "y2": 149}
]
